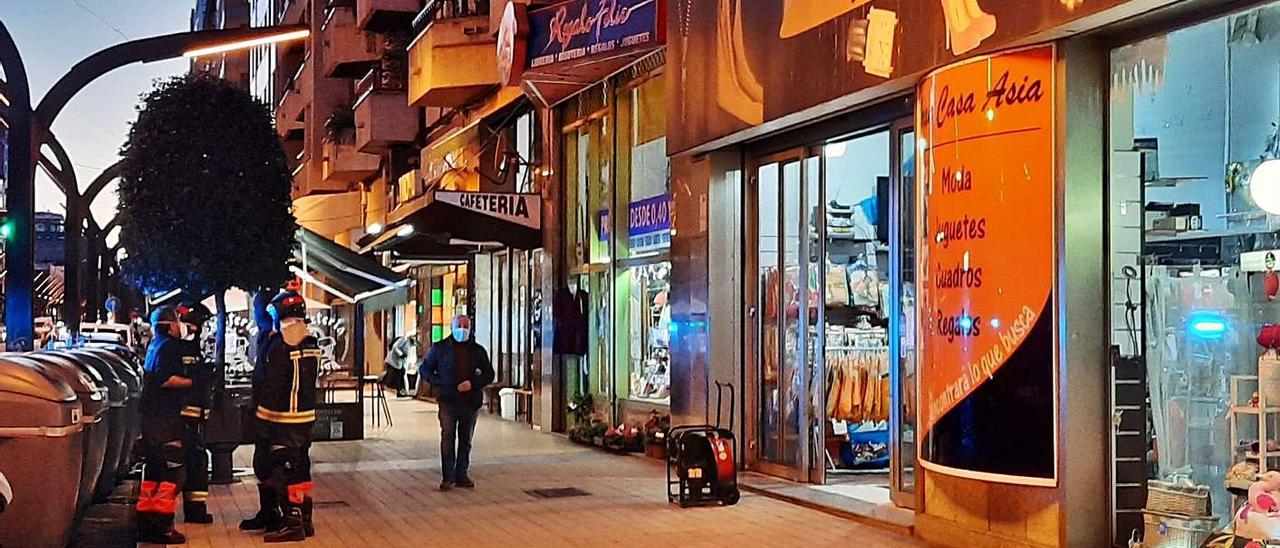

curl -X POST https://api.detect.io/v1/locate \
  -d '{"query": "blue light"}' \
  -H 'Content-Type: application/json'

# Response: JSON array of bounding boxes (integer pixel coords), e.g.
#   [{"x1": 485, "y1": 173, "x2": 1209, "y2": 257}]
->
[
  {"x1": 1187, "y1": 311, "x2": 1228, "y2": 339},
  {"x1": 959, "y1": 316, "x2": 973, "y2": 330},
  {"x1": 990, "y1": 318, "x2": 1001, "y2": 329}
]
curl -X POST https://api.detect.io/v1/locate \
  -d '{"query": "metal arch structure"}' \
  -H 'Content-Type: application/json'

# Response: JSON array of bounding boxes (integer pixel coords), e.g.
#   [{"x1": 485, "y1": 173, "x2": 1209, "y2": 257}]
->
[
  {"x1": 0, "y1": 21, "x2": 35, "y2": 350},
  {"x1": 0, "y1": 21, "x2": 307, "y2": 348}
]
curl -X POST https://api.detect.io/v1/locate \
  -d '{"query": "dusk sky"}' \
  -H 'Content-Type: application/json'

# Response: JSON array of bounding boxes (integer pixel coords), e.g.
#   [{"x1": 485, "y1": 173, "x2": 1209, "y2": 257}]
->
[{"x1": 0, "y1": 1, "x2": 190, "y2": 236}]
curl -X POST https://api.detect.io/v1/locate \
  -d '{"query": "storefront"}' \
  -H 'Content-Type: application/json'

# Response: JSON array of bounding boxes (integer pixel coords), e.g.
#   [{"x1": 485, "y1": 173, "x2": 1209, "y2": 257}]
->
[
  {"x1": 662, "y1": 0, "x2": 1205, "y2": 546},
  {"x1": 498, "y1": 0, "x2": 668, "y2": 432}
]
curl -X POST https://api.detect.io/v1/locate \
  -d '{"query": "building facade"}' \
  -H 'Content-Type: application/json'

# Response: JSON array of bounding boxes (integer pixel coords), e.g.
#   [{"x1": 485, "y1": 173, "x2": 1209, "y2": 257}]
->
[{"x1": 227, "y1": 0, "x2": 1280, "y2": 545}]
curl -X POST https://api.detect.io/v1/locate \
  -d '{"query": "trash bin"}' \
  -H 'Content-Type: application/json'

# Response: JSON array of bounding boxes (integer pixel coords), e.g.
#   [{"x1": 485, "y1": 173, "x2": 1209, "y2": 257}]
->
[
  {"x1": 81, "y1": 347, "x2": 143, "y2": 478},
  {"x1": 0, "y1": 355, "x2": 86, "y2": 547},
  {"x1": 500, "y1": 387, "x2": 518, "y2": 421},
  {"x1": 13, "y1": 353, "x2": 109, "y2": 514},
  {"x1": 59, "y1": 350, "x2": 129, "y2": 502}
]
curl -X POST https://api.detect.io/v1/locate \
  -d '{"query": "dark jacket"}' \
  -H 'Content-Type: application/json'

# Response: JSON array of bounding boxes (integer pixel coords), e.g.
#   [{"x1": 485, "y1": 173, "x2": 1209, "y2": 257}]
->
[
  {"x1": 421, "y1": 338, "x2": 495, "y2": 410},
  {"x1": 180, "y1": 339, "x2": 214, "y2": 421},
  {"x1": 140, "y1": 335, "x2": 197, "y2": 418},
  {"x1": 255, "y1": 332, "x2": 320, "y2": 424}
]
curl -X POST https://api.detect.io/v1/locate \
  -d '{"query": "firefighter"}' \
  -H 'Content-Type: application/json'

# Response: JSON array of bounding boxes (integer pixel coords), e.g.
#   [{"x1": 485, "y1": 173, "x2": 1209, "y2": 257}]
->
[
  {"x1": 136, "y1": 305, "x2": 197, "y2": 544},
  {"x1": 241, "y1": 292, "x2": 282, "y2": 533},
  {"x1": 176, "y1": 301, "x2": 214, "y2": 524},
  {"x1": 257, "y1": 291, "x2": 319, "y2": 542}
]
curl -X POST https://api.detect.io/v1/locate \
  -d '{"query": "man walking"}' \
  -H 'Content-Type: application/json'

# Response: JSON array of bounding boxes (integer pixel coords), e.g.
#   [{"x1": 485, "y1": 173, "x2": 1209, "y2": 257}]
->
[{"x1": 422, "y1": 315, "x2": 495, "y2": 491}]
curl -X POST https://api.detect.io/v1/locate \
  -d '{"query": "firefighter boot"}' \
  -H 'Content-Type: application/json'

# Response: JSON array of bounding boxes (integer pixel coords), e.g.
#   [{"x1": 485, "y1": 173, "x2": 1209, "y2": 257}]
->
[
  {"x1": 263, "y1": 504, "x2": 306, "y2": 543},
  {"x1": 302, "y1": 496, "x2": 315, "y2": 537},
  {"x1": 137, "y1": 512, "x2": 187, "y2": 545},
  {"x1": 239, "y1": 485, "x2": 281, "y2": 532},
  {"x1": 183, "y1": 499, "x2": 214, "y2": 524}
]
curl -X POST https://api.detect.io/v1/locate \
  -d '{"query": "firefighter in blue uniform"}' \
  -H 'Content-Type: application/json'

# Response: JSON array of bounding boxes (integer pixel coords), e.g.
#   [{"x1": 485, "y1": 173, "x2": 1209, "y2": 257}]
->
[
  {"x1": 136, "y1": 305, "x2": 199, "y2": 544},
  {"x1": 176, "y1": 301, "x2": 214, "y2": 524},
  {"x1": 257, "y1": 291, "x2": 320, "y2": 542}
]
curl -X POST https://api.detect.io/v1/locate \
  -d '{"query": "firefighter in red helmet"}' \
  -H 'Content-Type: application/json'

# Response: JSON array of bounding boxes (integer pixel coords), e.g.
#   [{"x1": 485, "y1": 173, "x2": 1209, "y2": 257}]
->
[
  {"x1": 136, "y1": 304, "x2": 199, "y2": 544},
  {"x1": 175, "y1": 301, "x2": 215, "y2": 524},
  {"x1": 256, "y1": 291, "x2": 320, "y2": 542}
]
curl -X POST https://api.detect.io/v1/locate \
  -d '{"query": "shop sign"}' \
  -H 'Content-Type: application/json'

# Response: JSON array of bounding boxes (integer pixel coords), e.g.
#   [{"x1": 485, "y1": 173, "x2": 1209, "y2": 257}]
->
[
  {"x1": 628, "y1": 193, "x2": 671, "y2": 252},
  {"x1": 436, "y1": 191, "x2": 542, "y2": 230},
  {"x1": 526, "y1": 0, "x2": 664, "y2": 71},
  {"x1": 496, "y1": 2, "x2": 530, "y2": 87},
  {"x1": 917, "y1": 45, "x2": 1057, "y2": 486}
]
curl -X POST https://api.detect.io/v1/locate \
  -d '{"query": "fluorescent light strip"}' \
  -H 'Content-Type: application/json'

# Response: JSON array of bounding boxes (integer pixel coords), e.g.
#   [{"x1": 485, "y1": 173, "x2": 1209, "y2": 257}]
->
[{"x1": 183, "y1": 29, "x2": 311, "y2": 58}]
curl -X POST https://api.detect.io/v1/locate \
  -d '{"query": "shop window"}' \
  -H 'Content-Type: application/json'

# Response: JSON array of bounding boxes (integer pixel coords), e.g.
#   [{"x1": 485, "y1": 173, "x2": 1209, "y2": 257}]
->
[{"x1": 1108, "y1": 4, "x2": 1280, "y2": 532}]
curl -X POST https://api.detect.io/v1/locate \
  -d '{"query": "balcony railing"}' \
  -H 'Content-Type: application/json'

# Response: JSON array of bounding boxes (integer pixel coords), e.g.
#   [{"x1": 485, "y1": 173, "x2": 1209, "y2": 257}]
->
[
  {"x1": 356, "y1": 57, "x2": 408, "y2": 98},
  {"x1": 412, "y1": 0, "x2": 490, "y2": 35}
]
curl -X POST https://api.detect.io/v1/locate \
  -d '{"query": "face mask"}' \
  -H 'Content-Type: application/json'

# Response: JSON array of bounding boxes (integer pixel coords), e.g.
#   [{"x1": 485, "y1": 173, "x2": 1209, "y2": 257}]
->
[
  {"x1": 452, "y1": 327, "x2": 470, "y2": 342},
  {"x1": 281, "y1": 318, "x2": 309, "y2": 345},
  {"x1": 177, "y1": 322, "x2": 198, "y2": 341}
]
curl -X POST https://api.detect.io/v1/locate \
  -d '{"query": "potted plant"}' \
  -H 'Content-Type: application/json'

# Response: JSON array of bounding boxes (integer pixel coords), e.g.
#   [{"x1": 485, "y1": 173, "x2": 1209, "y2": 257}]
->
[
  {"x1": 643, "y1": 411, "x2": 671, "y2": 459},
  {"x1": 324, "y1": 106, "x2": 355, "y2": 143}
]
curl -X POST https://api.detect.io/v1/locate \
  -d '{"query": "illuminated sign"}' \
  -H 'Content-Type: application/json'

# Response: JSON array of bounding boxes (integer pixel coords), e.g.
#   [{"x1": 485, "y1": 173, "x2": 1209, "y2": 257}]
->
[
  {"x1": 917, "y1": 45, "x2": 1057, "y2": 486},
  {"x1": 526, "y1": 0, "x2": 664, "y2": 70},
  {"x1": 436, "y1": 191, "x2": 542, "y2": 230}
]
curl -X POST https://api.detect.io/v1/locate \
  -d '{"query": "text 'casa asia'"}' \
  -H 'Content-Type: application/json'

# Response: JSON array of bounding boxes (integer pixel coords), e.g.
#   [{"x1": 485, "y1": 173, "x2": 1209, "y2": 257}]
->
[
  {"x1": 546, "y1": 0, "x2": 637, "y2": 53},
  {"x1": 931, "y1": 70, "x2": 1045, "y2": 130}
]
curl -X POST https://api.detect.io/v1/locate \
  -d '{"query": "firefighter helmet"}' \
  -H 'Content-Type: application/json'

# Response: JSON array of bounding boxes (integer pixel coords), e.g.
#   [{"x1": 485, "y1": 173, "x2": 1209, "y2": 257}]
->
[{"x1": 267, "y1": 291, "x2": 307, "y2": 322}]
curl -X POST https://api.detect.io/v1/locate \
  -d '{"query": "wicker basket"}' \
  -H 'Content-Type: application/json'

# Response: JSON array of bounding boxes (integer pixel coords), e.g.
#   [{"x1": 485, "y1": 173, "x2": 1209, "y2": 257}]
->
[
  {"x1": 1142, "y1": 511, "x2": 1218, "y2": 548},
  {"x1": 1147, "y1": 480, "x2": 1211, "y2": 517}
]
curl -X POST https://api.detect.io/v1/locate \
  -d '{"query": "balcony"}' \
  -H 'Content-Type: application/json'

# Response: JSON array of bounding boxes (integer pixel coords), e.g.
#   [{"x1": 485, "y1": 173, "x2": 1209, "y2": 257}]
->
[
  {"x1": 276, "y1": 60, "x2": 311, "y2": 139},
  {"x1": 357, "y1": 0, "x2": 418, "y2": 32},
  {"x1": 407, "y1": 0, "x2": 497, "y2": 108},
  {"x1": 322, "y1": 6, "x2": 383, "y2": 79},
  {"x1": 294, "y1": 157, "x2": 353, "y2": 199},
  {"x1": 354, "y1": 68, "x2": 416, "y2": 153},
  {"x1": 322, "y1": 139, "x2": 381, "y2": 183}
]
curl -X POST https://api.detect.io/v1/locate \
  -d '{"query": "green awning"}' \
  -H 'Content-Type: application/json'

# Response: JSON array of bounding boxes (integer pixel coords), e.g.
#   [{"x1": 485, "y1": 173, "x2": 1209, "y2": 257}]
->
[{"x1": 294, "y1": 228, "x2": 409, "y2": 312}]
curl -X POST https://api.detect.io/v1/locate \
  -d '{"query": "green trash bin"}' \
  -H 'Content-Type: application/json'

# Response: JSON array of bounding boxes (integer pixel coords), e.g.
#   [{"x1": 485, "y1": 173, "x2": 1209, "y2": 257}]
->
[
  {"x1": 60, "y1": 350, "x2": 129, "y2": 502},
  {"x1": 11, "y1": 353, "x2": 109, "y2": 515},
  {"x1": 0, "y1": 355, "x2": 86, "y2": 548},
  {"x1": 83, "y1": 346, "x2": 143, "y2": 478}
]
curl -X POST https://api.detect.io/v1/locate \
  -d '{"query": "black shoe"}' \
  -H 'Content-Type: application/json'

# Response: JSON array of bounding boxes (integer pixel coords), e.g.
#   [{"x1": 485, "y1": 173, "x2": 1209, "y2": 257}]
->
[
  {"x1": 137, "y1": 528, "x2": 188, "y2": 545},
  {"x1": 302, "y1": 497, "x2": 315, "y2": 538},
  {"x1": 264, "y1": 507, "x2": 306, "y2": 543},
  {"x1": 240, "y1": 486, "x2": 280, "y2": 532},
  {"x1": 454, "y1": 477, "x2": 475, "y2": 489},
  {"x1": 439, "y1": 480, "x2": 454, "y2": 492},
  {"x1": 183, "y1": 502, "x2": 214, "y2": 524}
]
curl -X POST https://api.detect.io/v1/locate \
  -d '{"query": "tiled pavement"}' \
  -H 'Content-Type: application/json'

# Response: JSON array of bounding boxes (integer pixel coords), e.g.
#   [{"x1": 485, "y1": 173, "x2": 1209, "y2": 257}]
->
[{"x1": 145, "y1": 398, "x2": 926, "y2": 547}]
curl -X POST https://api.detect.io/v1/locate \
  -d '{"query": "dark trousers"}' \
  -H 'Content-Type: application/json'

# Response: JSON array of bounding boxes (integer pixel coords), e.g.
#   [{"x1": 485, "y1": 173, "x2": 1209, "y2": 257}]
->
[
  {"x1": 137, "y1": 417, "x2": 185, "y2": 527},
  {"x1": 260, "y1": 421, "x2": 313, "y2": 506},
  {"x1": 438, "y1": 403, "x2": 479, "y2": 481},
  {"x1": 181, "y1": 419, "x2": 208, "y2": 503}
]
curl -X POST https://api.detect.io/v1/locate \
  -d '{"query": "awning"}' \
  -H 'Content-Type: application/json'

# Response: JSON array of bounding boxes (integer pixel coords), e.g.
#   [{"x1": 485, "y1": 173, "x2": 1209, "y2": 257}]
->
[
  {"x1": 294, "y1": 228, "x2": 410, "y2": 312},
  {"x1": 365, "y1": 190, "x2": 542, "y2": 253},
  {"x1": 200, "y1": 287, "x2": 329, "y2": 313}
]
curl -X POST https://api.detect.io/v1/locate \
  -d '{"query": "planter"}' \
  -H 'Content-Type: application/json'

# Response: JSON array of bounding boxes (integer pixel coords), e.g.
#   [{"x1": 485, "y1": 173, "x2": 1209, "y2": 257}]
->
[{"x1": 645, "y1": 441, "x2": 667, "y2": 460}]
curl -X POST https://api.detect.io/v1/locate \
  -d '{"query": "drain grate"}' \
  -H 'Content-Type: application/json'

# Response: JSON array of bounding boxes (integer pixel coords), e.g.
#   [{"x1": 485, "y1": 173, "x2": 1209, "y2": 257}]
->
[
  {"x1": 525, "y1": 487, "x2": 591, "y2": 500},
  {"x1": 312, "y1": 500, "x2": 350, "y2": 508}
]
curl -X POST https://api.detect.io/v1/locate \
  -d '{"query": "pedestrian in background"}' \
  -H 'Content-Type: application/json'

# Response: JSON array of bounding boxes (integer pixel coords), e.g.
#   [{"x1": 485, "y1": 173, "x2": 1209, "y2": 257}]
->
[{"x1": 422, "y1": 315, "x2": 495, "y2": 491}]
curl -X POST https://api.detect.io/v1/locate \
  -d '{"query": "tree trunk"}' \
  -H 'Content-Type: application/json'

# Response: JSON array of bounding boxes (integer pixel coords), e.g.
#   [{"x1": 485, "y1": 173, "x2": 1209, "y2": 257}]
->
[{"x1": 214, "y1": 289, "x2": 227, "y2": 369}]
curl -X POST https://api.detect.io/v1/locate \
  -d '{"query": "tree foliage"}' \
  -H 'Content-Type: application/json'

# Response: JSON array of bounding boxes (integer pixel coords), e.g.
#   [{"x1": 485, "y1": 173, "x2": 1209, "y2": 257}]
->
[{"x1": 117, "y1": 74, "x2": 297, "y2": 296}]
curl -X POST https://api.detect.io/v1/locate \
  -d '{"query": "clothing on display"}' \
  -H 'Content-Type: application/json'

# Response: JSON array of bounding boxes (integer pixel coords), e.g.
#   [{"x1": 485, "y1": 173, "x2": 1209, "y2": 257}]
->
[
  {"x1": 553, "y1": 286, "x2": 589, "y2": 356},
  {"x1": 629, "y1": 262, "x2": 672, "y2": 402}
]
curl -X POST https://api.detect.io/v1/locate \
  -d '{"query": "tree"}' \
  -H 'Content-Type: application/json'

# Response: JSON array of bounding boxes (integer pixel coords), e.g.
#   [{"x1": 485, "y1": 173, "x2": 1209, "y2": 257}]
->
[{"x1": 116, "y1": 74, "x2": 297, "y2": 367}]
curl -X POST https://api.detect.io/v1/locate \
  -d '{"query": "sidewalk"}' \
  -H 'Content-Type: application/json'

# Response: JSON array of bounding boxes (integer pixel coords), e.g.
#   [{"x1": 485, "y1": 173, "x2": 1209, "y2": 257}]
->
[{"x1": 127, "y1": 398, "x2": 926, "y2": 547}]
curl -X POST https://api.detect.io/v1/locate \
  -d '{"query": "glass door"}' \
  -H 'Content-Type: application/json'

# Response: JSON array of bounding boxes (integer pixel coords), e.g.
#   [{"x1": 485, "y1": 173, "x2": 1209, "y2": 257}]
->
[
  {"x1": 889, "y1": 121, "x2": 918, "y2": 507},
  {"x1": 748, "y1": 149, "x2": 816, "y2": 481}
]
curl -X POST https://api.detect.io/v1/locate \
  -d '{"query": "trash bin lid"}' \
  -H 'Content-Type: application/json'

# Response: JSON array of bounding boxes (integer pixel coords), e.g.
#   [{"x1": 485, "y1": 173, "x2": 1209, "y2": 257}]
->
[
  {"x1": 9, "y1": 354, "x2": 106, "y2": 420},
  {"x1": 55, "y1": 351, "x2": 127, "y2": 406},
  {"x1": 79, "y1": 347, "x2": 141, "y2": 395},
  {"x1": 0, "y1": 355, "x2": 76, "y2": 403}
]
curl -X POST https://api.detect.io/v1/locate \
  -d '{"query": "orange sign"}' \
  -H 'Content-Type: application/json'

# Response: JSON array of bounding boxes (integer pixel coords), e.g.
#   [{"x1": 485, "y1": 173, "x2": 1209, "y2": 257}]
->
[{"x1": 916, "y1": 45, "x2": 1056, "y2": 482}]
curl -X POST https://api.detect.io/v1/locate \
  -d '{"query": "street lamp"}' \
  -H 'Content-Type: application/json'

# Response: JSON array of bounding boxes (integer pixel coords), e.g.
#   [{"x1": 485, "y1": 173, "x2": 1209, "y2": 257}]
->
[{"x1": 0, "y1": 22, "x2": 309, "y2": 349}]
